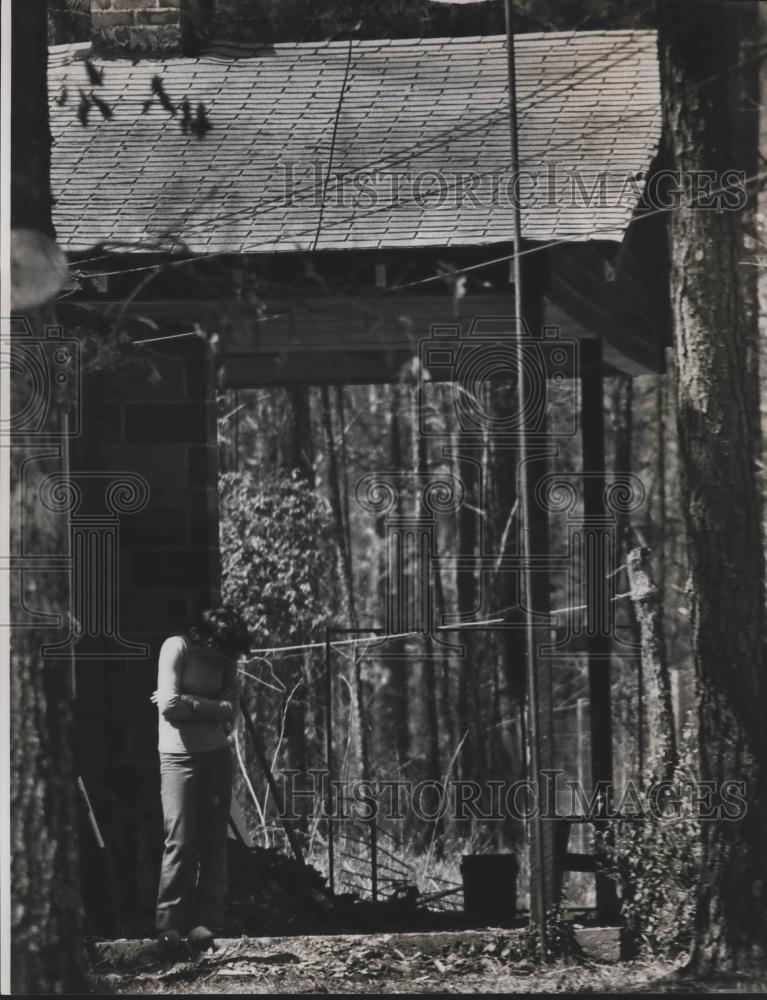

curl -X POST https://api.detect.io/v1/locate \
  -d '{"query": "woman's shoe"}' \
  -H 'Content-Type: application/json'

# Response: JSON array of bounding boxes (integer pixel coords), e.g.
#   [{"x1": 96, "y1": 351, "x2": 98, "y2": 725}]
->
[
  {"x1": 187, "y1": 925, "x2": 216, "y2": 954},
  {"x1": 157, "y1": 929, "x2": 183, "y2": 954}
]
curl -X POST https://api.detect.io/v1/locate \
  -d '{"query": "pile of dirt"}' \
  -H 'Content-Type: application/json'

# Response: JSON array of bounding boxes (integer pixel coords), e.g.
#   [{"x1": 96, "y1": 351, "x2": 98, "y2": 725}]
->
[{"x1": 226, "y1": 840, "x2": 473, "y2": 936}]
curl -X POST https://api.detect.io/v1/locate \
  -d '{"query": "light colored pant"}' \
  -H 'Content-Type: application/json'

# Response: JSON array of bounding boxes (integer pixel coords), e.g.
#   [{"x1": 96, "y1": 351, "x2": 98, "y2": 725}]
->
[{"x1": 156, "y1": 746, "x2": 232, "y2": 933}]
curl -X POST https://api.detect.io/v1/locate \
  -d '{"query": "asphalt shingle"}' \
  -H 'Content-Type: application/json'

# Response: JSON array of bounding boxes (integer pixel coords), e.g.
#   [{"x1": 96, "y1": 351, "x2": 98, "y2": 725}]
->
[{"x1": 49, "y1": 30, "x2": 661, "y2": 254}]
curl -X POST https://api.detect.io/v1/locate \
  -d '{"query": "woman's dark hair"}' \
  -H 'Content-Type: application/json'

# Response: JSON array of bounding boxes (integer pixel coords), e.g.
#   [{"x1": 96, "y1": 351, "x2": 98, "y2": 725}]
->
[{"x1": 188, "y1": 605, "x2": 251, "y2": 656}]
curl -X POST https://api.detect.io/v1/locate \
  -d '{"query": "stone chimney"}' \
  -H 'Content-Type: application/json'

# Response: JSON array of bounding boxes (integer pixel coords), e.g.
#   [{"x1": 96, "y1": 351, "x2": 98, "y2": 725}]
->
[{"x1": 90, "y1": 1, "x2": 212, "y2": 57}]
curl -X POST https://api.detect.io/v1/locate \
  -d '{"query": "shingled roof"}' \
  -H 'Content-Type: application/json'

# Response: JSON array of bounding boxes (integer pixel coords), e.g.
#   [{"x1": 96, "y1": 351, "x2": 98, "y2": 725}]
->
[{"x1": 48, "y1": 30, "x2": 660, "y2": 254}]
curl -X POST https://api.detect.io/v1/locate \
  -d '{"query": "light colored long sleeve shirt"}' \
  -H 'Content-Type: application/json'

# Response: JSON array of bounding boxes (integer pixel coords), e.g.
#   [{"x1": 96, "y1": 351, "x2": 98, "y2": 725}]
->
[{"x1": 156, "y1": 635, "x2": 239, "y2": 753}]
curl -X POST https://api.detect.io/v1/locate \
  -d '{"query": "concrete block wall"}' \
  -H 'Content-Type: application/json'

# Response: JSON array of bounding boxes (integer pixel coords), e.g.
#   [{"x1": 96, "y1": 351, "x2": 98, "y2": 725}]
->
[{"x1": 71, "y1": 336, "x2": 219, "y2": 927}]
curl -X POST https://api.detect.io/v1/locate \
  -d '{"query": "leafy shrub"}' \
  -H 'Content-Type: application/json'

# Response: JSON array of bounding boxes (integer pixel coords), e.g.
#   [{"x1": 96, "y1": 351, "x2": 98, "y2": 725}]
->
[
  {"x1": 596, "y1": 731, "x2": 702, "y2": 958},
  {"x1": 219, "y1": 470, "x2": 336, "y2": 647},
  {"x1": 524, "y1": 905, "x2": 578, "y2": 962}
]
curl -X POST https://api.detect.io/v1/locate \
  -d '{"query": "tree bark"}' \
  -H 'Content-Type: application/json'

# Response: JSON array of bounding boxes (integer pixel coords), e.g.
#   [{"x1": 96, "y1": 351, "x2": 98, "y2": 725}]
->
[
  {"x1": 626, "y1": 547, "x2": 676, "y2": 782},
  {"x1": 412, "y1": 386, "x2": 441, "y2": 786},
  {"x1": 319, "y1": 386, "x2": 368, "y2": 783},
  {"x1": 454, "y1": 432, "x2": 480, "y2": 782},
  {"x1": 609, "y1": 376, "x2": 646, "y2": 781},
  {"x1": 659, "y1": 0, "x2": 767, "y2": 972},
  {"x1": 757, "y1": 0, "x2": 767, "y2": 613},
  {"x1": 11, "y1": 2, "x2": 90, "y2": 992},
  {"x1": 388, "y1": 383, "x2": 410, "y2": 772},
  {"x1": 286, "y1": 385, "x2": 315, "y2": 485}
]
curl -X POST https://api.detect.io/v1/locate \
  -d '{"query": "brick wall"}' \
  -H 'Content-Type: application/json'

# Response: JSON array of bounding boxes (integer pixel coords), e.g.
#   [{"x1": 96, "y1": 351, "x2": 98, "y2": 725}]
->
[{"x1": 90, "y1": 0, "x2": 211, "y2": 56}]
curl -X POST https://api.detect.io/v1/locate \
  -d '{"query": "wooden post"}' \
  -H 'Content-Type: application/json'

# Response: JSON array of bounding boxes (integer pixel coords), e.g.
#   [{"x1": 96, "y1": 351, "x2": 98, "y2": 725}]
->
[{"x1": 580, "y1": 338, "x2": 619, "y2": 923}]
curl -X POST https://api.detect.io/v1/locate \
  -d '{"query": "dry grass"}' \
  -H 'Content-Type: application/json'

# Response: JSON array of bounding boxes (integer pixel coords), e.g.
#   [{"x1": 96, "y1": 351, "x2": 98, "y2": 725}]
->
[{"x1": 90, "y1": 932, "x2": 699, "y2": 995}]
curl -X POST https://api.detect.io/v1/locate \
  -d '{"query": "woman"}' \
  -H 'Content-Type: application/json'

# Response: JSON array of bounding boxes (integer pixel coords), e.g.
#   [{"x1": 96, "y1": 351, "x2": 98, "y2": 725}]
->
[{"x1": 152, "y1": 605, "x2": 250, "y2": 946}]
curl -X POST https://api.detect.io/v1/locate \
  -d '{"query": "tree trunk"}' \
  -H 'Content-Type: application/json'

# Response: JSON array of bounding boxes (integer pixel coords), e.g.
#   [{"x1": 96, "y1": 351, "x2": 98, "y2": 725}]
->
[
  {"x1": 489, "y1": 376, "x2": 527, "y2": 760},
  {"x1": 319, "y1": 386, "x2": 368, "y2": 782},
  {"x1": 626, "y1": 547, "x2": 676, "y2": 782},
  {"x1": 611, "y1": 377, "x2": 634, "y2": 558},
  {"x1": 10, "y1": 2, "x2": 89, "y2": 992},
  {"x1": 432, "y1": 517, "x2": 457, "y2": 764},
  {"x1": 286, "y1": 385, "x2": 315, "y2": 485},
  {"x1": 412, "y1": 386, "x2": 441, "y2": 786},
  {"x1": 757, "y1": 0, "x2": 767, "y2": 613},
  {"x1": 609, "y1": 376, "x2": 645, "y2": 782},
  {"x1": 454, "y1": 432, "x2": 480, "y2": 782},
  {"x1": 388, "y1": 383, "x2": 410, "y2": 772},
  {"x1": 659, "y1": 0, "x2": 767, "y2": 972}
]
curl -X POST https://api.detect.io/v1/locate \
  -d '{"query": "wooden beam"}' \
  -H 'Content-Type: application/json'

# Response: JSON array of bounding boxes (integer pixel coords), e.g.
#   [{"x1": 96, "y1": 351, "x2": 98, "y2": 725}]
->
[
  {"x1": 58, "y1": 283, "x2": 660, "y2": 381},
  {"x1": 547, "y1": 243, "x2": 666, "y2": 375},
  {"x1": 579, "y1": 338, "x2": 619, "y2": 923}
]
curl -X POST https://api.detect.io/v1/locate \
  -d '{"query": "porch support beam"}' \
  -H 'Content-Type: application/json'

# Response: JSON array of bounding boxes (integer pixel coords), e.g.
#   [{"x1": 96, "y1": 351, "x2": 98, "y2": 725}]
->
[{"x1": 579, "y1": 337, "x2": 619, "y2": 923}]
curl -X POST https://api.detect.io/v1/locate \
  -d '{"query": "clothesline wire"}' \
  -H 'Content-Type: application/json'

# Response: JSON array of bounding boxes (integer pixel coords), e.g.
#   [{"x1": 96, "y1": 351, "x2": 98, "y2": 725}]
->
[
  {"x1": 240, "y1": 616, "x2": 505, "y2": 661},
  {"x1": 238, "y1": 556, "x2": 642, "y2": 663}
]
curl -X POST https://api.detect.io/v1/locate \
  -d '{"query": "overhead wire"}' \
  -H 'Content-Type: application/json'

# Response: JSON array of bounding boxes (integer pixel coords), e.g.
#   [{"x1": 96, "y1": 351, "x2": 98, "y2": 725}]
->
[{"x1": 311, "y1": 26, "x2": 356, "y2": 253}]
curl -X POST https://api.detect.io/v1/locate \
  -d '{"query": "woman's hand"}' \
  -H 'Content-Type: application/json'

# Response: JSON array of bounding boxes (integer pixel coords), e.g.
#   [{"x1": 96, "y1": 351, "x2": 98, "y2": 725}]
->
[{"x1": 151, "y1": 690, "x2": 193, "y2": 707}]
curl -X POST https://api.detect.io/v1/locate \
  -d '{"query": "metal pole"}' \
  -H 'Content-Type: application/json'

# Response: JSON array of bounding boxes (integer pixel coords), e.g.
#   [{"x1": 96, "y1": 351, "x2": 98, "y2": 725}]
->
[
  {"x1": 77, "y1": 776, "x2": 123, "y2": 933},
  {"x1": 325, "y1": 626, "x2": 335, "y2": 893},
  {"x1": 504, "y1": 0, "x2": 548, "y2": 958}
]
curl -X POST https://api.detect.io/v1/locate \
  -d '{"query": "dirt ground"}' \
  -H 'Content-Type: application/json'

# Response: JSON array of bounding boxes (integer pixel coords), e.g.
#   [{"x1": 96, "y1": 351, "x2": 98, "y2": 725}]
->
[{"x1": 87, "y1": 929, "x2": 759, "y2": 995}]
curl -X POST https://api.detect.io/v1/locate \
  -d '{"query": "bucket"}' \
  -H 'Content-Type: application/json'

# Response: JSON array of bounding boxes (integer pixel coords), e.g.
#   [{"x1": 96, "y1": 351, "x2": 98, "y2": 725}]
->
[{"x1": 461, "y1": 854, "x2": 518, "y2": 927}]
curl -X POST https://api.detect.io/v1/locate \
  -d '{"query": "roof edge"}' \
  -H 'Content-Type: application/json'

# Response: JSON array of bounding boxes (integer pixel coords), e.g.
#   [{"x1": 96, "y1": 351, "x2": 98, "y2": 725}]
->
[
  {"x1": 48, "y1": 40, "x2": 92, "y2": 65},
  {"x1": 204, "y1": 27, "x2": 657, "y2": 55}
]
